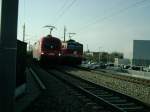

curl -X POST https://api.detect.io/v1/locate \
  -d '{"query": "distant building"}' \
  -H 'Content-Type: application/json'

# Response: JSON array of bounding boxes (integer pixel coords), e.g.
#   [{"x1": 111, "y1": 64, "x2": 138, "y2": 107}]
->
[
  {"x1": 114, "y1": 58, "x2": 131, "y2": 66},
  {"x1": 133, "y1": 40, "x2": 150, "y2": 66},
  {"x1": 84, "y1": 51, "x2": 94, "y2": 56}
]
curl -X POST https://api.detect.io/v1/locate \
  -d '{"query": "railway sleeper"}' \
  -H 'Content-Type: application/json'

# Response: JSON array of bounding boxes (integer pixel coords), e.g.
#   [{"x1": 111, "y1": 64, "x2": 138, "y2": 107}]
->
[
  {"x1": 109, "y1": 99, "x2": 127, "y2": 104},
  {"x1": 77, "y1": 95, "x2": 86, "y2": 99},
  {"x1": 121, "y1": 106, "x2": 144, "y2": 112},
  {"x1": 97, "y1": 94, "x2": 114, "y2": 97},
  {"x1": 91, "y1": 89, "x2": 105, "y2": 92},
  {"x1": 74, "y1": 94, "x2": 92, "y2": 103},
  {"x1": 91, "y1": 90, "x2": 109, "y2": 94},
  {"x1": 83, "y1": 86, "x2": 97, "y2": 90},
  {"x1": 102, "y1": 96, "x2": 121, "y2": 100},
  {"x1": 85, "y1": 102, "x2": 97, "y2": 106},
  {"x1": 81, "y1": 98, "x2": 92, "y2": 103},
  {"x1": 83, "y1": 102, "x2": 99, "y2": 111},
  {"x1": 89, "y1": 92, "x2": 111, "y2": 96},
  {"x1": 82, "y1": 103, "x2": 98, "y2": 112},
  {"x1": 73, "y1": 93, "x2": 82, "y2": 96},
  {"x1": 91, "y1": 105, "x2": 105, "y2": 112},
  {"x1": 92, "y1": 105, "x2": 104, "y2": 110},
  {"x1": 115, "y1": 103, "x2": 137, "y2": 107}
]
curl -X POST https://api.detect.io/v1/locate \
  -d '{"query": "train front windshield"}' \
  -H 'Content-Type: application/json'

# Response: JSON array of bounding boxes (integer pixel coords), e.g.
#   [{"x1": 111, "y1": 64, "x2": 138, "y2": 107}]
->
[
  {"x1": 42, "y1": 38, "x2": 61, "y2": 51},
  {"x1": 67, "y1": 42, "x2": 83, "y2": 53}
]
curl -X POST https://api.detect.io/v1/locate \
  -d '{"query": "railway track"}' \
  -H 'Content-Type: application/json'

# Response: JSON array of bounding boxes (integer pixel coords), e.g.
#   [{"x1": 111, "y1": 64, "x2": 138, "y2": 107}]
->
[
  {"x1": 69, "y1": 65, "x2": 150, "y2": 86},
  {"x1": 46, "y1": 67, "x2": 150, "y2": 112}
]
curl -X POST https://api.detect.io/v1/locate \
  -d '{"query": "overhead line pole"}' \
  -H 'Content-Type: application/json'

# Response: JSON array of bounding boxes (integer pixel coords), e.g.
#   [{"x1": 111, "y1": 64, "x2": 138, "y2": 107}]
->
[
  {"x1": 23, "y1": 23, "x2": 25, "y2": 42},
  {"x1": 64, "y1": 26, "x2": 66, "y2": 42},
  {"x1": 0, "y1": 0, "x2": 19, "y2": 112},
  {"x1": 99, "y1": 47, "x2": 101, "y2": 64}
]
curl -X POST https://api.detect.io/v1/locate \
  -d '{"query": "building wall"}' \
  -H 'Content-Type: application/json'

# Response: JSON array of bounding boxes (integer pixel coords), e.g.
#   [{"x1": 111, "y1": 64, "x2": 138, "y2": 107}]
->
[
  {"x1": 114, "y1": 58, "x2": 131, "y2": 66},
  {"x1": 133, "y1": 40, "x2": 150, "y2": 66}
]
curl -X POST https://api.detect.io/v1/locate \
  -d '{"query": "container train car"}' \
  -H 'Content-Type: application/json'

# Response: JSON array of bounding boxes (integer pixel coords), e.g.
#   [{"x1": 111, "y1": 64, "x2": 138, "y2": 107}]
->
[
  {"x1": 61, "y1": 39, "x2": 83, "y2": 65},
  {"x1": 32, "y1": 35, "x2": 61, "y2": 64}
]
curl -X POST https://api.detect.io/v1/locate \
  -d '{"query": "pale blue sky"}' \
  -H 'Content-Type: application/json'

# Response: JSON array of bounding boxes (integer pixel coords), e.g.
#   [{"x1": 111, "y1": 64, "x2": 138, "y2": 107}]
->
[{"x1": 17, "y1": 0, "x2": 150, "y2": 58}]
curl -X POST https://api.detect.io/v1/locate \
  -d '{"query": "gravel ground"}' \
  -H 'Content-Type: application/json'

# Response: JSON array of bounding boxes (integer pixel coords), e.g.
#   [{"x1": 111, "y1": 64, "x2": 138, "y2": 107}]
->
[
  {"x1": 24, "y1": 66, "x2": 86, "y2": 112},
  {"x1": 62, "y1": 67, "x2": 150, "y2": 105},
  {"x1": 15, "y1": 68, "x2": 41, "y2": 112}
]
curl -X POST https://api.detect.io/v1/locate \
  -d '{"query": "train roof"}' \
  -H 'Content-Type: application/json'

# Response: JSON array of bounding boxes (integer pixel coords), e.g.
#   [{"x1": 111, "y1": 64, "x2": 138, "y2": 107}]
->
[
  {"x1": 66, "y1": 39, "x2": 83, "y2": 46},
  {"x1": 41, "y1": 35, "x2": 61, "y2": 41},
  {"x1": 66, "y1": 39, "x2": 75, "y2": 42},
  {"x1": 44, "y1": 35, "x2": 60, "y2": 39}
]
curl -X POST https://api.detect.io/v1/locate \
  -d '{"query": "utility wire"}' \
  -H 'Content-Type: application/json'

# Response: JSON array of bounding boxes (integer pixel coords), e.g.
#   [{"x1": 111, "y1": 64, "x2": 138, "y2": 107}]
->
[
  {"x1": 79, "y1": 0, "x2": 125, "y2": 28},
  {"x1": 77, "y1": 0, "x2": 148, "y2": 34},
  {"x1": 55, "y1": 0, "x2": 77, "y2": 24},
  {"x1": 24, "y1": 0, "x2": 26, "y2": 20},
  {"x1": 54, "y1": 0, "x2": 69, "y2": 26},
  {"x1": 56, "y1": 0, "x2": 69, "y2": 17}
]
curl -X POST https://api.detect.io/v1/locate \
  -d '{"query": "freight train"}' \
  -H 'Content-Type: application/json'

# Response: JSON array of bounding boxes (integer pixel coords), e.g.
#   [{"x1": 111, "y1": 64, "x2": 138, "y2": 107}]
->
[{"x1": 32, "y1": 35, "x2": 83, "y2": 65}]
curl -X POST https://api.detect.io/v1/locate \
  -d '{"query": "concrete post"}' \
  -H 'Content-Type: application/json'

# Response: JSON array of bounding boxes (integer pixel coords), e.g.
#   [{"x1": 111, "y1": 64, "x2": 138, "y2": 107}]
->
[{"x1": 0, "y1": 0, "x2": 19, "y2": 112}]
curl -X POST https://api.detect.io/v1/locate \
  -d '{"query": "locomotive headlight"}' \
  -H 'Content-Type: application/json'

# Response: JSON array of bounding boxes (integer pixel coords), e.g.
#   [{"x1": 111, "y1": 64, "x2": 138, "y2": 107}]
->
[
  {"x1": 41, "y1": 52, "x2": 44, "y2": 55},
  {"x1": 58, "y1": 53, "x2": 61, "y2": 56}
]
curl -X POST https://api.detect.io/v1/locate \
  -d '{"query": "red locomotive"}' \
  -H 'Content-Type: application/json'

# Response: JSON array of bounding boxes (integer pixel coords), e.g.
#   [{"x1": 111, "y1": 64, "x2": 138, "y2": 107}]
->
[
  {"x1": 32, "y1": 26, "x2": 83, "y2": 65},
  {"x1": 61, "y1": 39, "x2": 83, "y2": 65},
  {"x1": 32, "y1": 35, "x2": 61, "y2": 64}
]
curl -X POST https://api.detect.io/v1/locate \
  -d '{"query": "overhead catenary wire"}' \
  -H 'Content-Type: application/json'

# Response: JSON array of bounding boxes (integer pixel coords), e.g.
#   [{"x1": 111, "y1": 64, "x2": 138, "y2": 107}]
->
[
  {"x1": 55, "y1": 0, "x2": 69, "y2": 18},
  {"x1": 55, "y1": 0, "x2": 77, "y2": 25},
  {"x1": 24, "y1": 0, "x2": 26, "y2": 20},
  {"x1": 54, "y1": 0, "x2": 69, "y2": 27},
  {"x1": 77, "y1": 0, "x2": 148, "y2": 34},
  {"x1": 77, "y1": 0, "x2": 125, "y2": 29}
]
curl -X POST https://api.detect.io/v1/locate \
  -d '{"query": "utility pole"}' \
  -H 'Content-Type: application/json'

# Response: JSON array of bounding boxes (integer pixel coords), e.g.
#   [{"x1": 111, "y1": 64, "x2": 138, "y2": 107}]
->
[
  {"x1": 87, "y1": 44, "x2": 89, "y2": 52},
  {"x1": 23, "y1": 23, "x2": 25, "y2": 42},
  {"x1": 99, "y1": 47, "x2": 101, "y2": 64},
  {"x1": 0, "y1": 0, "x2": 19, "y2": 112},
  {"x1": 64, "y1": 26, "x2": 66, "y2": 42}
]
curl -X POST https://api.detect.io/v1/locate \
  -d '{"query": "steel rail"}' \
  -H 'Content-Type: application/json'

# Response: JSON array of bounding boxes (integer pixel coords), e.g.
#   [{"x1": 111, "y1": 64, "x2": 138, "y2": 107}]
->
[{"x1": 47, "y1": 67, "x2": 150, "y2": 112}]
